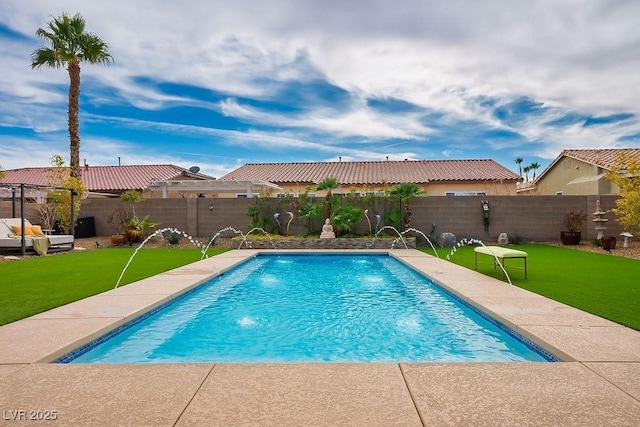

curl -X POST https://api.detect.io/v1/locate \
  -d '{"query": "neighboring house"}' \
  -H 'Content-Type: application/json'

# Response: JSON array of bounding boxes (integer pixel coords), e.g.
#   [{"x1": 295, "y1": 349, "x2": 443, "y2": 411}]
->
[
  {"x1": 220, "y1": 159, "x2": 522, "y2": 197},
  {"x1": 525, "y1": 148, "x2": 640, "y2": 195},
  {"x1": 0, "y1": 164, "x2": 214, "y2": 199}
]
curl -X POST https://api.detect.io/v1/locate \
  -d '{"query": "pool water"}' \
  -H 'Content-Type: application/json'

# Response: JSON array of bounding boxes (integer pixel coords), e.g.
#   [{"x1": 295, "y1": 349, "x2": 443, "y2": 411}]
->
[{"x1": 63, "y1": 254, "x2": 555, "y2": 363}]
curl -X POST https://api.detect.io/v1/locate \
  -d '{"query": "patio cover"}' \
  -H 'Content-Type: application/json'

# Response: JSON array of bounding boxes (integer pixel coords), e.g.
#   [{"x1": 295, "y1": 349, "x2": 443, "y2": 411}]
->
[
  {"x1": 566, "y1": 173, "x2": 608, "y2": 185},
  {"x1": 0, "y1": 185, "x2": 47, "y2": 203},
  {"x1": 148, "y1": 179, "x2": 282, "y2": 198}
]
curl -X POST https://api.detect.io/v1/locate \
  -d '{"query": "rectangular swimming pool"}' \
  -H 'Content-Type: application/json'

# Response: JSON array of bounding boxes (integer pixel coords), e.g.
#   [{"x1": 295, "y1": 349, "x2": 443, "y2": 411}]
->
[{"x1": 60, "y1": 254, "x2": 557, "y2": 363}]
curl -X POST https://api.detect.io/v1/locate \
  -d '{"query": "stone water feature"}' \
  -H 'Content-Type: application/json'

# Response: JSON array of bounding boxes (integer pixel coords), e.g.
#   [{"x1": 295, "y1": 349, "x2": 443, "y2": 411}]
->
[{"x1": 593, "y1": 199, "x2": 608, "y2": 240}]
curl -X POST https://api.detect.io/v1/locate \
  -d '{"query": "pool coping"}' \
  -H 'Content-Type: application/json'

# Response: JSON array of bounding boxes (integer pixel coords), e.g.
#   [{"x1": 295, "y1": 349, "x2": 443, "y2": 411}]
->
[{"x1": 1, "y1": 249, "x2": 639, "y2": 425}]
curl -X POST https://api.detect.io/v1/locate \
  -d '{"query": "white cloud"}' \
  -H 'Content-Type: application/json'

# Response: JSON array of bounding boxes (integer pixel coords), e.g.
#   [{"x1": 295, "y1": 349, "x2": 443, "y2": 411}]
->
[
  {"x1": 220, "y1": 97, "x2": 432, "y2": 140},
  {"x1": 0, "y1": 135, "x2": 69, "y2": 169},
  {"x1": 1, "y1": 0, "x2": 639, "y2": 172}
]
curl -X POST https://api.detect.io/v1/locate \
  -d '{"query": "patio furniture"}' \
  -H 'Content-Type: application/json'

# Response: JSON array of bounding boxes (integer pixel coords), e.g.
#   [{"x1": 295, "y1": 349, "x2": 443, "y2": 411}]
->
[
  {"x1": 474, "y1": 246, "x2": 528, "y2": 279},
  {"x1": 0, "y1": 218, "x2": 74, "y2": 255}
]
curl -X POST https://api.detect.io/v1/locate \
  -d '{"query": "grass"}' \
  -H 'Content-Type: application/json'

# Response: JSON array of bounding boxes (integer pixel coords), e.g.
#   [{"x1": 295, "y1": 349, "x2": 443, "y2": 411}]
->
[
  {"x1": 422, "y1": 244, "x2": 640, "y2": 330},
  {"x1": 0, "y1": 247, "x2": 228, "y2": 326}
]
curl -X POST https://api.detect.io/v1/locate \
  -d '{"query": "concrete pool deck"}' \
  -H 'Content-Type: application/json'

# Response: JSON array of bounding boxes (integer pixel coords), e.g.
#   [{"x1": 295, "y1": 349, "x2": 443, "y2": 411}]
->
[{"x1": 1, "y1": 249, "x2": 639, "y2": 425}]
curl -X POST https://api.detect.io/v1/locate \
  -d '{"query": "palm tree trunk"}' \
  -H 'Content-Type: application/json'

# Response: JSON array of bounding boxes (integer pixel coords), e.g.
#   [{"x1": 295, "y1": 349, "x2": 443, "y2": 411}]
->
[
  {"x1": 324, "y1": 193, "x2": 332, "y2": 220},
  {"x1": 403, "y1": 201, "x2": 411, "y2": 230},
  {"x1": 67, "y1": 62, "x2": 81, "y2": 179}
]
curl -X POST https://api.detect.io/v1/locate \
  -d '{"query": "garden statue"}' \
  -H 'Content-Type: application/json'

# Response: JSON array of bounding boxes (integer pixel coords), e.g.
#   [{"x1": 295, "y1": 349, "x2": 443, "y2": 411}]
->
[{"x1": 320, "y1": 218, "x2": 335, "y2": 239}]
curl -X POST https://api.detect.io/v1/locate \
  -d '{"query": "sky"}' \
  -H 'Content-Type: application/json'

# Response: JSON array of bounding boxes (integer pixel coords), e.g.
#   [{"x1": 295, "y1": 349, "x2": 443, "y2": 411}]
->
[{"x1": 1, "y1": 0, "x2": 639, "y2": 178}]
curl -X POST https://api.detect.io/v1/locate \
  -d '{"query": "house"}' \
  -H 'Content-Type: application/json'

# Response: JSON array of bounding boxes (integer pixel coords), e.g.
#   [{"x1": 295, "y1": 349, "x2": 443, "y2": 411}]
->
[
  {"x1": 220, "y1": 159, "x2": 522, "y2": 197},
  {"x1": 526, "y1": 149, "x2": 640, "y2": 195},
  {"x1": 0, "y1": 163, "x2": 214, "y2": 199}
]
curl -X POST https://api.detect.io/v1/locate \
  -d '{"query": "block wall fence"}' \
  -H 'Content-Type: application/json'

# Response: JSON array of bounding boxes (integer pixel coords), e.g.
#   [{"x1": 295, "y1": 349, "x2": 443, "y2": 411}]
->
[{"x1": 1, "y1": 195, "x2": 625, "y2": 244}]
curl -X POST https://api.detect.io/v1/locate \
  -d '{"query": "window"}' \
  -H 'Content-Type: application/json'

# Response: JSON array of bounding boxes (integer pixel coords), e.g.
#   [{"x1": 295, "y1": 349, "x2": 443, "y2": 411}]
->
[
  {"x1": 556, "y1": 191, "x2": 563, "y2": 196},
  {"x1": 278, "y1": 192, "x2": 314, "y2": 197},
  {"x1": 236, "y1": 194, "x2": 248, "y2": 198},
  {"x1": 445, "y1": 191, "x2": 487, "y2": 196}
]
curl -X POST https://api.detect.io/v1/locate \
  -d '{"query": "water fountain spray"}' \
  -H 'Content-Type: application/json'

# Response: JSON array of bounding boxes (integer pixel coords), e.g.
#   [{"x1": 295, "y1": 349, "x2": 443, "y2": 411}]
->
[
  {"x1": 114, "y1": 227, "x2": 206, "y2": 290},
  {"x1": 446, "y1": 238, "x2": 513, "y2": 285},
  {"x1": 368, "y1": 226, "x2": 409, "y2": 249}
]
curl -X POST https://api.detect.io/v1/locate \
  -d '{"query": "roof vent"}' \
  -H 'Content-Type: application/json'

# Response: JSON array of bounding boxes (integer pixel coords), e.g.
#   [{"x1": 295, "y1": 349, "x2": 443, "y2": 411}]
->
[{"x1": 189, "y1": 166, "x2": 200, "y2": 175}]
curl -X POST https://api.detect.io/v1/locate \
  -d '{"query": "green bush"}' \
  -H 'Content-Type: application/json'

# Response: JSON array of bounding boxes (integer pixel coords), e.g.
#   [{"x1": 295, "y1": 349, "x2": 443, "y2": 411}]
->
[
  {"x1": 166, "y1": 232, "x2": 182, "y2": 245},
  {"x1": 510, "y1": 233, "x2": 525, "y2": 245},
  {"x1": 331, "y1": 205, "x2": 363, "y2": 236}
]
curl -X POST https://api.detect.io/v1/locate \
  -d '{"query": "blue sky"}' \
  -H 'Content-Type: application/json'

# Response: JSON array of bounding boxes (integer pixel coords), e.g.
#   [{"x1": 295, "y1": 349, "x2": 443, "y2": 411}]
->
[{"x1": 1, "y1": 0, "x2": 639, "y2": 177}]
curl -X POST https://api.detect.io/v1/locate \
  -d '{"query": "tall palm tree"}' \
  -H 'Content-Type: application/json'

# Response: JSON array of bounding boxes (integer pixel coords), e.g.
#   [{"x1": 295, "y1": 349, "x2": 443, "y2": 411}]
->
[
  {"x1": 389, "y1": 182, "x2": 425, "y2": 230},
  {"x1": 31, "y1": 13, "x2": 112, "y2": 179},
  {"x1": 316, "y1": 177, "x2": 340, "y2": 220},
  {"x1": 529, "y1": 162, "x2": 541, "y2": 180},
  {"x1": 515, "y1": 157, "x2": 523, "y2": 176}
]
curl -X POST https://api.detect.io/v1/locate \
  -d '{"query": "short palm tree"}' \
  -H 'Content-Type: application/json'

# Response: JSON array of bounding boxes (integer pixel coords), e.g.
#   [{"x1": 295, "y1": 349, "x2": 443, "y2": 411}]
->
[
  {"x1": 523, "y1": 166, "x2": 531, "y2": 182},
  {"x1": 389, "y1": 182, "x2": 425, "y2": 230},
  {"x1": 31, "y1": 13, "x2": 113, "y2": 179},
  {"x1": 316, "y1": 177, "x2": 340, "y2": 220}
]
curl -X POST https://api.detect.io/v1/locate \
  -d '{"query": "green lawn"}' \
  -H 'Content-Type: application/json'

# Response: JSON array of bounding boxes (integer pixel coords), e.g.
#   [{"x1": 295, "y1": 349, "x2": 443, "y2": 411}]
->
[
  {"x1": 422, "y1": 244, "x2": 640, "y2": 330},
  {"x1": 0, "y1": 247, "x2": 228, "y2": 326}
]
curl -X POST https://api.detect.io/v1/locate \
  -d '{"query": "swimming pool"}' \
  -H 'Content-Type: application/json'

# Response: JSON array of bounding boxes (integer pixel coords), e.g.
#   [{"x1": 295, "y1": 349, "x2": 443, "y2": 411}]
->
[{"x1": 61, "y1": 254, "x2": 556, "y2": 363}]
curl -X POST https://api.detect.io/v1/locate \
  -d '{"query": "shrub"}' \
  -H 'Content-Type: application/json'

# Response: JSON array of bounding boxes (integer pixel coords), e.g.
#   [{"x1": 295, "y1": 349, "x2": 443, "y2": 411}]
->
[
  {"x1": 510, "y1": 233, "x2": 525, "y2": 245},
  {"x1": 166, "y1": 232, "x2": 182, "y2": 245},
  {"x1": 563, "y1": 210, "x2": 587, "y2": 232},
  {"x1": 331, "y1": 205, "x2": 363, "y2": 237}
]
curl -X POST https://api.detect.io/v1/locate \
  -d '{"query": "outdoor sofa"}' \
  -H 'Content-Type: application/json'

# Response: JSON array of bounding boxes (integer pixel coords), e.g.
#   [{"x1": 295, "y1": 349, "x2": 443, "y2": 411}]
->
[{"x1": 0, "y1": 218, "x2": 74, "y2": 255}]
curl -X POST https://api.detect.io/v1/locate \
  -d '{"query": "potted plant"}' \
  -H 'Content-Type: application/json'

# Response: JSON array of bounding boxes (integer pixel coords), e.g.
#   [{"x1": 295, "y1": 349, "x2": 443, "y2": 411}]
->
[
  {"x1": 601, "y1": 235, "x2": 617, "y2": 251},
  {"x1": 560, "y1": 210, "x2": 587, "y2": 245},
  {"x1": 120, "y1": 189, "x2": 159, "y2": 243},
  {"x1": 126, "y1": 214, "x2": 159, "y2": 242},
  {"x1": 107, "y1": 207, "x2": 129, "y2": 245}
]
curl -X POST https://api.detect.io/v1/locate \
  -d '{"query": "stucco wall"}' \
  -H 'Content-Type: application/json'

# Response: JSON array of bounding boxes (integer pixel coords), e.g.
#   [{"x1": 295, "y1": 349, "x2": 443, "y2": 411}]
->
[{"x1": 535, "y1": 157, "x2": 615, "y2": 196}]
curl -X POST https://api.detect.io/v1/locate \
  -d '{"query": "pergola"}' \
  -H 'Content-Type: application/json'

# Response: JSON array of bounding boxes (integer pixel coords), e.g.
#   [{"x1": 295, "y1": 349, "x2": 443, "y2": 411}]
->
[
  {"x1": 147, "y1": 179, "x2": 282, "y2": 198},
  {"x1": 0, "y1": 185, "x2": 48, "y2": 203},
  {"x1": 0, "y1": 183, "x2": 77, "y2": 255}
]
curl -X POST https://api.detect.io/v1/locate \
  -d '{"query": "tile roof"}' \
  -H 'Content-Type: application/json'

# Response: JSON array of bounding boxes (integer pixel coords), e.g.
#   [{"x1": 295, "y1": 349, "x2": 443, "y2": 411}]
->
[
  {"x1": 0, "y1": 165, "x2": 214, "y2": 192},
  {"x1": 220, "y1": 160, "x2": 522, "y2": 185},
  {"x1": 561, "y1": 148, "x2": 640, "y2": 170}
]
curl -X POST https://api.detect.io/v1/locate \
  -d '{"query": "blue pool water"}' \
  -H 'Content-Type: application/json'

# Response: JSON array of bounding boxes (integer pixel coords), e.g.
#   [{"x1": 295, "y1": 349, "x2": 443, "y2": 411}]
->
[{"x1": 62, "y1": 254, "x2": 556, "y2": 363}]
